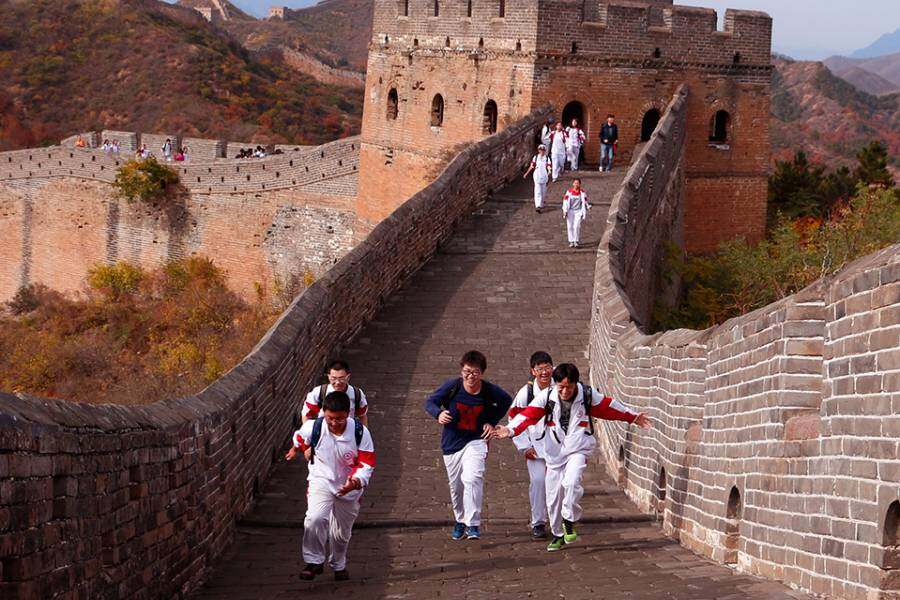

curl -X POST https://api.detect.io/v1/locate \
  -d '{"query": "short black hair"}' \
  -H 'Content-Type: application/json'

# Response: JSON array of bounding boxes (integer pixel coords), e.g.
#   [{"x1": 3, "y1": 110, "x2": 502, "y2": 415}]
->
[
  {"x1": 530, "y1": 351, "x2": 553, "y2": 368},
  {"x1": 552, "y1": 363, "x2": 580, "y2": 384},
  {"x1": 326, "y1": 359, "x2": 350, "y2": 373},
  {"x1": 460, "y1": 350, "x2": 487, "y2": 372},
  {"x1": 322, "y1": 391, "x2": 351, "y2": 413},
  {"x1": 607, "y1": 114, "x2": 615, "y2": 118},
  {"x1": 573, "y1": 178, "x2": 582, "y2": 184}
]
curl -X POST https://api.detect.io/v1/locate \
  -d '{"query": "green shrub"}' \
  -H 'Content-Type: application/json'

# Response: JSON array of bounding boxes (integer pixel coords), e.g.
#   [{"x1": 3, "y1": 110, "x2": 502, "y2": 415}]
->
[
  {"x1": 88, "y1": 263, "x2": 145, "y2": 301},
  {"x1": 113, "y1": 157, "x2": 180, "y2": 203}
]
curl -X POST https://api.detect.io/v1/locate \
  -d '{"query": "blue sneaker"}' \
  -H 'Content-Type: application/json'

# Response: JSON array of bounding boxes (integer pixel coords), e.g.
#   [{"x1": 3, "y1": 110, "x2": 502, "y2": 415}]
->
[
  {"x1": 466, "y1": 526, "x2": 481, "y2": 540},
  {"x1": 451, "y1": 522, "x2": 466, "y2": 540}
]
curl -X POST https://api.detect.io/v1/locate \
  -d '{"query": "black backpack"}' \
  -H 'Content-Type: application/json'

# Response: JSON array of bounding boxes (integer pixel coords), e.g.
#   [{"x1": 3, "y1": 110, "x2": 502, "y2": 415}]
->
[
  {"x1": 441, "y1": 378, "x2": 503, "y2": 415},
  {"x1": 308, "y1": 417, "x2": 364, "y2": 465},
  {"x1": 537, "y1": 383, "x2": 595, "y2": 441},
  {"x1": 317, "y1": 384, "x2": 362, "y2": 412}
]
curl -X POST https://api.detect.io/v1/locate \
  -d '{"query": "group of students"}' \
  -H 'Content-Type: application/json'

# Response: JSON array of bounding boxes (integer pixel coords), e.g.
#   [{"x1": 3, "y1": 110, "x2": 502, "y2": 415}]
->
[{"x1": 285, "y1": 352, "x2": 650, "y2": 582}]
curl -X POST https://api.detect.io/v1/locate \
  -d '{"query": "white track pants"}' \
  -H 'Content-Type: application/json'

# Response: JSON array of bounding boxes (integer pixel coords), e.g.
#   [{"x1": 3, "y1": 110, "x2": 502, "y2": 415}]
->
[
  {"x1": 534, "y1": 180, "x2": 547, "y2": 209},
  {"x1": 527, "y1": 457, "x2": 548, "y2": 526},
  {"x1": 302, "y1": 486, "x2": 361, "y2": 570},
  {"x1": 566, "y1": 147, "x2": 581, "y2": 171},
  {"x1": 443, "y1": 440, "x2": 488, "y2": 527},
  {"x1": 546, "y1": 453, "x2": 588, "y2": 537},
  {"x1": 565, "y1": 212, "x2": 584, "y2": 244},
  {"x1": 551, "y1": 152, "x2": 566, "y2": 181}
]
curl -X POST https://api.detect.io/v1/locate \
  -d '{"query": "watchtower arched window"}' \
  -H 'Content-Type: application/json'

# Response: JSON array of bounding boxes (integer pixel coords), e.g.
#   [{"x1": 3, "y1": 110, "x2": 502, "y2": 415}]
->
[
  {"x1": 710, "y1": 110, "x2": 730, "y2": 142},
  {"x1": 433, "y1": 0, "x2": 439, "y2": 16},
  {"x1": 431, "y1": 94, "x2": 444, "y2": 127},
  {"x1": 882, "y1": 501, "x2": 900, "y2": 592},
  {"x1": 641, "y1": 108, "x2": 661, "y2": 141},
  {"x1": 724, "y1": 486, "x2": 742, "y2": 565},
  {"x1": 482, "y1": 100, "x2": 498, "y2": 135},
  {"x1": 386, "y1": 88, "x2": 398, "y2": 121},
  {"x1": 467, "y1": 0, "x2": 472, "y2": 17},
  {"x1": 498, "y1": 0, "x2": 505, "y2": 17}
]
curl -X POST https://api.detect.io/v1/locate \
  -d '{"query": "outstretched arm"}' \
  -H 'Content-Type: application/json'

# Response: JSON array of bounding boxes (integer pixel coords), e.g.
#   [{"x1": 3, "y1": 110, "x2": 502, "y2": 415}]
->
[
  {"x1": 589, "y1": 395, "x2": 652, "y2": 429},
  {"x1": 496, "y1": 391, "x2": 549, "y2": 439}
]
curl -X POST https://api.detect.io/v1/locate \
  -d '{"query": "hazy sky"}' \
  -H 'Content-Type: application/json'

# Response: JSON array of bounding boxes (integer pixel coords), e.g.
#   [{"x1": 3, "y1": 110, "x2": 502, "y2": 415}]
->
[{"x1": 217, "y1": 0, "x2": 899, "y2": 60}]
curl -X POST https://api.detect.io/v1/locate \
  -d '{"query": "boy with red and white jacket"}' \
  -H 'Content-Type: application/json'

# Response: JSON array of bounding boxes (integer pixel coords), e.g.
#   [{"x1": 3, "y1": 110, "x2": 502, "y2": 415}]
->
[
  {"x1": 562, "y1": 178, "x2": 589, "y2": 248},
  {"x1": 301, "y1": 359, "x2": 369, "y2": 426},
  {"x1": 507, "y1": 351, "x2": 555, "y2": 539},
  {"x1": 495, "y1": 363, "x2": 651, "y2": 552},
  {"x1": 286, "y1": 391, "x2": 375, "y2": 581}
]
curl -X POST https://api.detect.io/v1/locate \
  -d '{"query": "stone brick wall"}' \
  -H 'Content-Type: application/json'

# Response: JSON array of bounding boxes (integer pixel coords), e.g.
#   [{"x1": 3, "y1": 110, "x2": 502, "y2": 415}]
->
[
  {"x1": 0, "y1": 110, "x2": 547, "y2": 599},
  {"x1": 589, "y1": 82, "x2": 900, "y2": 599},
  {"x1": 280, "y1": 47, "x2": 366, "y2": 89}
]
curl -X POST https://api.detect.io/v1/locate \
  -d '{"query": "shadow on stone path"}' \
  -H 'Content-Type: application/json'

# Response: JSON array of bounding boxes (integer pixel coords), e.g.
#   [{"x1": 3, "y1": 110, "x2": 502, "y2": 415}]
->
[{"x1": 195, "y1": 172, "x2": 809, "y2": 600}]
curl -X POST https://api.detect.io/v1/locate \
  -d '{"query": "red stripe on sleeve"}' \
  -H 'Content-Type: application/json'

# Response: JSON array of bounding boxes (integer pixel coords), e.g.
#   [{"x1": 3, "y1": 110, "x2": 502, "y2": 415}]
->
[
  {"x1": 356, "y1": 450, "x2": 376, "y2": 467},
  {"x1": 305, "y1": 402, "x2": 321, "y2": 416},
  {"x1": 513, "y1": 406, "x2": 548, "y2": 436},
  {"x1": 356, "y1": 404, "x2": 368, "y2": 416},
  {"x1": 589, "y1": 396, "x2": 636, "y2": 423}
]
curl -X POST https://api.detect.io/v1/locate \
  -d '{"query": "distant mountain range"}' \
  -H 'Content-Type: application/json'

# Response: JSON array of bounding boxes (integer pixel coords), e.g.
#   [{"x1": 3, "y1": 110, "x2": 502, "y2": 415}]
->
[
  {"x1": 851, "y1": 28, "x2": 900, "y2": 59},
  {"x1": 824, "y1": 53, "x2": 900, "y2": 96}
]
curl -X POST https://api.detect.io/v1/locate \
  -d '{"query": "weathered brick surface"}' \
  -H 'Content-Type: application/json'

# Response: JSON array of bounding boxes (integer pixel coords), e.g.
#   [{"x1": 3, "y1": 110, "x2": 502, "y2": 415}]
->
[
  {"x1": 0, "y1": 111, "x2": 546, "y2": 599},
  {"x1": 590, "y1": 83, "x2": 900, "y2": 599}
]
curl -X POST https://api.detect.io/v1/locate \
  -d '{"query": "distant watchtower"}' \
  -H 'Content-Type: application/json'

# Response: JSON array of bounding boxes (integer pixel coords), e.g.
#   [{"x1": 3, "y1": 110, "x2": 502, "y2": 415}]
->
[{"x1": 358, "y1": 0, "x2": 772, "y2": 251}]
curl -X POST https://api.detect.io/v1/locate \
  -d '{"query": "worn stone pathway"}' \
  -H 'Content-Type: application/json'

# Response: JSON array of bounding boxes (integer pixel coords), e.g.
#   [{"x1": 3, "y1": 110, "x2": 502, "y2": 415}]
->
[{"x1": 196, "y1": 172, "x2": 809, "y2": 599}]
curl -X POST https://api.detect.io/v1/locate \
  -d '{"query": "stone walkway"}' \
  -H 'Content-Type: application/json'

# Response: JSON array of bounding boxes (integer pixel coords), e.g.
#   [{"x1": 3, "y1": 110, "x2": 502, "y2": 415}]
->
[{"x1": 196, "y1": 172, "x2": 809, "y2": 600}]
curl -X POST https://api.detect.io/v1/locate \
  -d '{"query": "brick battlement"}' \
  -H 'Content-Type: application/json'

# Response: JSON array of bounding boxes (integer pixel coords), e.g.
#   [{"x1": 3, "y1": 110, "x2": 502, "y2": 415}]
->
[
  {"x1": 590, "y1": 86, "x2": 900, "y2": 598},
  {"x1": 0, "y1": 136, "x2": 361, "y2": 197}
]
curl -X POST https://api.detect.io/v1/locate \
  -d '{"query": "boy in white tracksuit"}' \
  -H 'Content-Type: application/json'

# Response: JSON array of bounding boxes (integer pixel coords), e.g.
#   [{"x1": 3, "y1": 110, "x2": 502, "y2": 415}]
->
[
  {"x1": 565, "y1": 119, "x2": 586, "y2": 171},
  {"x1": 496, "y1": 363, "x2": 651, "y2": 552},
  {"x1": 508, "y1": 351, "x2": 555, "y2": 538},
  {"x1": 301, "y1": 359, "x2": 369, "y2": 425},
  {"x1": 562, "y1": 178, "x2": 589, "y2": 248},
  {"x1": 540, "y1": 117, "x2": 555, "y2": 150},
  {"x1": 286, "y1": 391, "x2": 375, "y2": 581},
  {"x1": 549, "y1": 122, "x2": 568, "y2": 182},
  {"x1": 523, "y1": 145, "x2": 551, "y2": 212}
]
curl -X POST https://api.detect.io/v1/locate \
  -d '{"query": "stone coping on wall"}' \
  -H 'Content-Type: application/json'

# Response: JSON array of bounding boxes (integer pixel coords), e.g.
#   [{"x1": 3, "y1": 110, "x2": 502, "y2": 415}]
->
[{"x1": 0, "y1": 108, "x2": 549, "y2": 598}]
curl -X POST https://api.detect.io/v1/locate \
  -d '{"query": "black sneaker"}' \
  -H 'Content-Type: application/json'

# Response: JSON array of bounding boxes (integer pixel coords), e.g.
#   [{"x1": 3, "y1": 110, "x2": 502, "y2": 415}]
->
[
  {"x1": 334, "y1": 569, "x2": 350, "y2": 581},
  {"x1": 299, "y1": 563, "x2": 324, "y2": 580},
  {"x1": 531, "y1": 524, "x2": 548, "y2": 539}
]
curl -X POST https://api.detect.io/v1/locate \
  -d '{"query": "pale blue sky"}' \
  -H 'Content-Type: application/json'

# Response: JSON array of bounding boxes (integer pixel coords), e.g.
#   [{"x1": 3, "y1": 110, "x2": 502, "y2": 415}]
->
[{"x1": 200, "y1": 0, "x2": 900, "y2": 60}]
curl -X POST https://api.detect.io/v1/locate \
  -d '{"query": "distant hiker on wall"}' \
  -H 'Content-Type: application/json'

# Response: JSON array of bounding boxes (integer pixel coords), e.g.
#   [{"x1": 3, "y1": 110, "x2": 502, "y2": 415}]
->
[
  {"x1": 494, "y1": 363, "x2": 651, "y2": 552},
  {"x1": 565, "y1": 119, "x2": 586, "y2": 171},
  {"x1": 302, "y1": 359, "x2": 369, "y2": 426},
  {"x1": 507, "y1": 351, "x2": 555, "y2": 539},
  {"x1": 599, "y1": 114, "x2": 619, "y2": 173},
  {"x1": 425, "y1": 350, "x2": 513, "y2": 541},
  {"x1": 286, "y1": 391, "x2": 375, "y2": 581},
  {"x1": 111, "y1": 140, "x2": 120, "y2": 155},
  {"x1": 523, "y1": 144, "x2": 552, "y2": 213},
  {"x1": 101, "y1": 139, "x2": 111, "y2": 153},
  {"x1": 540, "y1": 116, "x2": 556, "y2": 150},
  {"x1": 550, "y1": 122, "x2": 568, "y2": 182},
  {"x1": 562, "y1": 178, "x2": 589, "y2": 249},
  {"x1": 162, "y1": 138, "x2": 173, "y2": 161},
  {"x1": 75, "y1": 135, "x2": 86, "y2": 148}
]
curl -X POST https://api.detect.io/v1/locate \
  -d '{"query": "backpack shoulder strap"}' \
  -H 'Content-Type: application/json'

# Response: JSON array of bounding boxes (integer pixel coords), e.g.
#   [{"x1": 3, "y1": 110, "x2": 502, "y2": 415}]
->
[
  {"x1": 317, "y1": 384, "x2": 327, "y2": 405},
  {"x1": 354, "y1": 419, "x2": 364, "y2": 446},
  {"x1": 526, "y1": 381, "x2": 534, "y2": 404},
  {"x1": 309, "y1": 417, "x2": 324, "y2": 464},
  {"x1": 442, "y1": 378, "x2": 462, "y2": 410},
  {"x1": 581, "y1": 383, "x2": 595, "y2": 435},
  {"x1": 352, "y1": 386, "x2": 361, "y2": 410}
]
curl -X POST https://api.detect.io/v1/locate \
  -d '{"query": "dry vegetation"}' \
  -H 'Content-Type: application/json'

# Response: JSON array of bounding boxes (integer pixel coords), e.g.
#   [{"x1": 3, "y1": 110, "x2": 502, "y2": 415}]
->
[{"x1": 0, "y1": 257, "x2": 283, "y2": 405}]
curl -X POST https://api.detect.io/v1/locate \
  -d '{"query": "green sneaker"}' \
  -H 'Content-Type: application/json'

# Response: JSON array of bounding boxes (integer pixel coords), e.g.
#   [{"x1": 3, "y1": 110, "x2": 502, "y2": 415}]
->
[
  {"x1": 563, "y1": 519, "x2": 577, "y2": 543},
  {"x1": 547, "y1": 536, "x2": 566, "y2": 552}
]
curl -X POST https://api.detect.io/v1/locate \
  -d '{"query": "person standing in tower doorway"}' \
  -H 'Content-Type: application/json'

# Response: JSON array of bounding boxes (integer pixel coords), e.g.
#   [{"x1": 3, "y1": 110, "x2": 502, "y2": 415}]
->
[
  {"x1": 565, "y1": 119, "x2": 586, "y2": 171},
  {"x1": 599, "y1": 115, "x2": 618, "y2": 172},
  {"x1": 524, "y1": 144, "x2": 552, "y2": 213},
  {"x1": 425, "y1": 350, "x2": 513, "y2": 541},
  {"x1": 550, "y1": 122, "x2": 568, "y2": 182},
  {"x1": 507, "y1": 351, "x2": 555, "y2": 539},
  {"x1": 562, "y1": 178, "x2": 589, "y2": 248}
]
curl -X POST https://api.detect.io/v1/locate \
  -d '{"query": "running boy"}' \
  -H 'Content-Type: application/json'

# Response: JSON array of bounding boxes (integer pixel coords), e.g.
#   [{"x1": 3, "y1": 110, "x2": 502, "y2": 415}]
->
[
  {"x1": 507, "y1": 351, "x2": 555, "y2": 538},
  {"x1": 302, "y1": 359, "x2": 369, "y2": 426},
  {"x1": 562, "y1": 178, "x2": 589, "y2": 248},
  {"x1": 425, "y1": 350, "x2": 513, "y2": 540},
  {"x1": 494, "y1": 363, "x2": 651, "y2": 552},
  {"x1": 286, "y1": 391, "x2": 376, "y2": 580}
]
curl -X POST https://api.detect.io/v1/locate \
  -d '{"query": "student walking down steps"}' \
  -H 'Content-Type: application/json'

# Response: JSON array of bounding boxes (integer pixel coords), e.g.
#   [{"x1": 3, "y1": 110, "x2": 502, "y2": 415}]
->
[
  {"x1": 523, "y1": 145, "x2": 552, "y2": 212},
  {"x1": 562, "y1": 178, "x2": 589, "y2": 248},
  {"x1": 495, "y1": 363, "x2": 651, "y2": 552}
]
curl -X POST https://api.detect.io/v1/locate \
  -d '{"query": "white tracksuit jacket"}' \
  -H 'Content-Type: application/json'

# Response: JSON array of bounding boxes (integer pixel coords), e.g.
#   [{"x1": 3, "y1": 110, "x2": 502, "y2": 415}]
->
[
  {"x1": 291, "y1": 418, "x2": 376, "y2": 493},
  {"x1": 301, "y1": 384, "x2": 369, "y2": 421}
]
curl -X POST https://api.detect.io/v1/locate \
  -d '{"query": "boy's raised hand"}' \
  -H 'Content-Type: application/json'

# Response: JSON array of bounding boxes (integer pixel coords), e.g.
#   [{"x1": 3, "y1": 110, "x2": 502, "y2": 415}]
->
[
  {"x1": 337, "y1": 477, "x2": 362, "y2": 496},
  {"x1": 285, "y1": 446, "x2": 298, "y2": 461},
  {"x1": 492, "y1": 425, "x2": 513, "y2": 439},
  {"x1": 634, "y1": 413, "x2": 652, "y2": 430}
]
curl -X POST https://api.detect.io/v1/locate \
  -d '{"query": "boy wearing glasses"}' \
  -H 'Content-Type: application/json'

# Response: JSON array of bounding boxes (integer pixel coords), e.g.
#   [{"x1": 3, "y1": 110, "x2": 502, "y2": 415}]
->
[
  {"x1": 425, "y1": 350, "x2": 513, "y2": 540},
  {"x1": 508, "y1": 351, "x2": 554, "y2": 539},
  {"x1": 302, "y1": 360, "x2": 369, "y2": 426}
]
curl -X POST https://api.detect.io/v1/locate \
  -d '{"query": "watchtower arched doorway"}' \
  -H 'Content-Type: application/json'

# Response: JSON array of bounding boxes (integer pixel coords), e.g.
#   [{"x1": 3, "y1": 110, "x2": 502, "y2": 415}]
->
[
  {"x1": 561, "y1": 100, "x2": 586, "y2": 166},
  {"x1": 881, "y1": 501, "x2": 900, "y2": 592},
  {"x1": 641, "y1": 108, "x2": 661, "y2": 141}
]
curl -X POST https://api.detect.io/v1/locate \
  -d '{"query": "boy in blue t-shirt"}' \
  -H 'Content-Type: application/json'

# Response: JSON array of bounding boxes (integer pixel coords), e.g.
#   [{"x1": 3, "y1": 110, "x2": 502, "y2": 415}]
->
[{"x1": 425, "y1": 350, "x2": 513, "y2": 540}]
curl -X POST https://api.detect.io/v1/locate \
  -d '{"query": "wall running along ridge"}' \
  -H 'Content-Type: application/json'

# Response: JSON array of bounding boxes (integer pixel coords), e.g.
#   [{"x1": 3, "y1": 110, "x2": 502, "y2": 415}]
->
[
  {"x1": 0, "y1": 109, "x2": 549, "y2": 599},
  {"x1": 590, "y1": 87, "x2": 900, "y2": 599}
]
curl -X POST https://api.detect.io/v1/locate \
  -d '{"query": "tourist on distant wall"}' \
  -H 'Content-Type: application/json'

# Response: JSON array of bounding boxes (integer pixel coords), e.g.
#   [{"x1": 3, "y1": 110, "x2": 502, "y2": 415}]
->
[
  {"x1": 565, "y1": 119, "x2": 585, "y2": 171},
  {"x1": 506, "y1": 351, "x2": 555, "y2": 539},
  {"x1": 111, "y1": 140, "x2": 120, "y2": 155},
  {"x1": 174, "y1": 148, "x2": 185, "y2": 162},
  {"x1": 550, "y1": 122, "x2": 568, "y2": 182},
  {"x1": 523, "y1": 144, "x2": 552, "y2": 213},
  {"x1": 425, "y1": 350, "x2": 513, "y2": 541},
  {"x1": 136, "y1": 144, "x2": 149, "y2": 159},
  {"x1": 561, "y1": 178, "x2": 589, "y2": 249},
  {"x1": 302, "y1": 359, "x2": 369, "y2": 426},
  {"x1": 599, "y1": 115, "x2": 618, "y2": 172},
  {"x1": 181, "y1": 144, "x2": 189, "y2": 161},
  {"x1": 494, "y1": 363, "x2": 651, "y2": 552},
  {"x1": 75, "y1": 135, "x2": 86, "y2": 148},
  {"x1": 540, "y1": 116, "x2": 555, "y2": 149},
  {"x1": 101, "y1": 139, "x2": 111, "y2": 153},
  {"x1": 162, "y1": 138, "x2": 173, "y2": 161},
  {"x1": 286, "y1": 391, "x2": 376, "y2": 581}
]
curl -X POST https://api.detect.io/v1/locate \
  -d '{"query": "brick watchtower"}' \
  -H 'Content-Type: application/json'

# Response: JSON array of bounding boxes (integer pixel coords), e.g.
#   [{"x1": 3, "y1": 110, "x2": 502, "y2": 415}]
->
[{"x1": 358, "y1": 0, "x2": 772, "y2": 251}]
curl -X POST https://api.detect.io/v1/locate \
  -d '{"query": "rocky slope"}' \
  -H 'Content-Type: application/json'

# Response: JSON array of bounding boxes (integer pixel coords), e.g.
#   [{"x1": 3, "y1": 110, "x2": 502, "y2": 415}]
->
[{"x1": 824, "y1": 52, "x2": 900, "y2": 96}]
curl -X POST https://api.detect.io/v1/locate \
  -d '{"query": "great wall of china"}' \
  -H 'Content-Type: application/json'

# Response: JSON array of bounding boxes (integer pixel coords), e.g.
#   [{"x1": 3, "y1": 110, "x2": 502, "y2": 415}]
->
[{"x1": 1, "y1": 0, "x2": 898, "y2": 598}]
